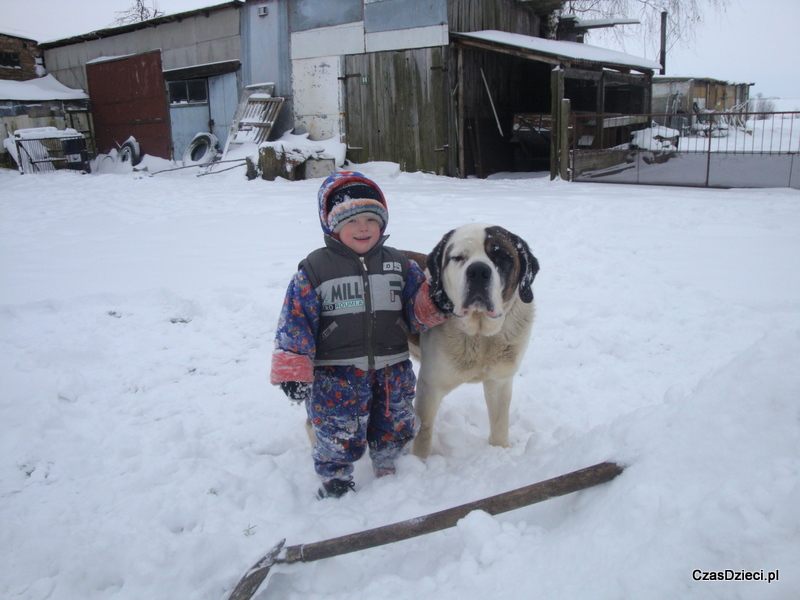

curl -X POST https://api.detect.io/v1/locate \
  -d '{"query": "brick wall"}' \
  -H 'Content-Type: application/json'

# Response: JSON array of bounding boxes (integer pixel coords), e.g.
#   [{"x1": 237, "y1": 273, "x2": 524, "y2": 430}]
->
[{"x1": 0, "y1": 33, "x2": 42, "y2": 82}]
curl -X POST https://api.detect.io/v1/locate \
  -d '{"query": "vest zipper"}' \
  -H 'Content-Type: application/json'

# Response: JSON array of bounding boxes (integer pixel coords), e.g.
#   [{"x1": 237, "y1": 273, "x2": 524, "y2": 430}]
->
[{"x1": 359, "y1": 256, "x2": 375, "y2": 370}]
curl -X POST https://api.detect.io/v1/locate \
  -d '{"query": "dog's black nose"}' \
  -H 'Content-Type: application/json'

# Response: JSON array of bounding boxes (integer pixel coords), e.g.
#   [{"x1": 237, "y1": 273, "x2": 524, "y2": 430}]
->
[
  {"x1": 463, "y1": 262, "x2": 496, "y2": 314},
  {"x1": 464, "y1": 262, "x2": 494, "y2": 311},
  {"x1": 466, "y1": 262, "x2": 492, "y2": 282}
]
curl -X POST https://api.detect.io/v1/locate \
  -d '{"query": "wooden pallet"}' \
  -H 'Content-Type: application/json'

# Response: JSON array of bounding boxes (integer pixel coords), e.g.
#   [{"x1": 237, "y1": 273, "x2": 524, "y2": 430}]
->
[{"x1": 219, "y1": 84, "x2": 284, "y2": 160}]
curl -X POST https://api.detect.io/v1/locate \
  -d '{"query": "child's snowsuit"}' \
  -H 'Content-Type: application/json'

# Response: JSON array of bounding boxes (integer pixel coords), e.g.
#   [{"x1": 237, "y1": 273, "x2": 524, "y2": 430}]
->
[{"x1": 271, "y1": 172, "x2": 443, "y2": 483}]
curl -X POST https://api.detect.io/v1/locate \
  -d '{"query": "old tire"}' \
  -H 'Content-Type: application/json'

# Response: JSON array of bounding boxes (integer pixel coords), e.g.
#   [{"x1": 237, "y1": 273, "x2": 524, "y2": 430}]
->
[
  {"x1": 183, "y1": 132, "x2": 220, "y2": 167},
  {"x1": 119, "y1": 138, "x2": 142, "y2": 166}
]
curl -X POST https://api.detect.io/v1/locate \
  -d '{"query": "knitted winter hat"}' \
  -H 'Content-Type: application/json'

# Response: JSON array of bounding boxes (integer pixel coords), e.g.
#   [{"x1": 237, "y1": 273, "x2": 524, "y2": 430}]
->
[{"x1": 317, "y1": 171, "x2": 388, "y2": 236}]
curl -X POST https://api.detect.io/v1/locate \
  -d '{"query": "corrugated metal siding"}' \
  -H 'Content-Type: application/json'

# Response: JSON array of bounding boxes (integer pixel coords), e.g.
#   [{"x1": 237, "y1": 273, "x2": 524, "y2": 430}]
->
[
  {"x1": 43, "y1": 8, "x2": 242, "y2": 92},
  {"x1": 86, "y1": 51, "x2": 171, "y2": 159}
]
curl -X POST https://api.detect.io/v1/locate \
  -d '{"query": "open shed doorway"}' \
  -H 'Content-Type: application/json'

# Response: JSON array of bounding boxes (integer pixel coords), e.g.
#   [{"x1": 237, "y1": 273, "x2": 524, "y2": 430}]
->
[{"x1": 457, "y1": 49, "x2": 553, "y2": 177}]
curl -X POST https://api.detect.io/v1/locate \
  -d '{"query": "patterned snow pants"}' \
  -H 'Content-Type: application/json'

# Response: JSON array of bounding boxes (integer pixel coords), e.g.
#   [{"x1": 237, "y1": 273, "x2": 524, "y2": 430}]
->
[{"x1": 306, "y1": 360, "x2": 420, "y2": 482}]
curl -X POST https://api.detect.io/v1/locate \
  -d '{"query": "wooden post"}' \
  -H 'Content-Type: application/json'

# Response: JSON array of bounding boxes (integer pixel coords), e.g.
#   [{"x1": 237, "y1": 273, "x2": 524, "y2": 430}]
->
[
  {"x1": 660, "y1": 11, "x2": 667, "y2": 75},
  {"x1": 560, "y1": 98, "x2": 571, "y2": 181},
  {"x1": 550, "y1": 67, "x2": 564, "y2": 180},
  {"x1": 457, "y1": 47, "x2": 466, "y2": 178},
  {"x1": 259, "y1": 146, "x2": 281, "y2": 181},
  {"x1": 596, "y1": 71, "x2": 605, "y2": 150}
]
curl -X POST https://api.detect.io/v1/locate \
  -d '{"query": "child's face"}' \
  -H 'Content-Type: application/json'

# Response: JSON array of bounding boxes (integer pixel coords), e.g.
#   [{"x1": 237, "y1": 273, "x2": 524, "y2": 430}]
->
[{"x1": 338, "y1": 214, "x2": 382, "y2": 255}]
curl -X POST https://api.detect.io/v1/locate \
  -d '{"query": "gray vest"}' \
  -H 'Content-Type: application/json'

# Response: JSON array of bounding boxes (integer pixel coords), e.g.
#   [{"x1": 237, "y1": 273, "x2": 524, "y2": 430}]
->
[{"x1": 301, "y1": 236, "x2": 410, "y2": 371}]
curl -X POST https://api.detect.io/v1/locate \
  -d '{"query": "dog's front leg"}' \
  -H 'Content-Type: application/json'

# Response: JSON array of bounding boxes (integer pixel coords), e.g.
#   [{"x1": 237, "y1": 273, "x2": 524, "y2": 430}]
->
[
  {"x1": 483, "y1": 378, "x2": 513, "y2": 448},
  {"x1": 412, "y1": 374, "x2": 448, "y2": 458}
]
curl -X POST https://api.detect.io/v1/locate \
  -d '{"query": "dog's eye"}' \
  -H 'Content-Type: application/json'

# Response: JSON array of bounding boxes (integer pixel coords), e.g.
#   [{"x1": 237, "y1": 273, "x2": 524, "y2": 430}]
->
[
  {"x1": 489, "y1": 246, "x2": 512, "y2": 265},
  {"x1": 449, "y1": 254, "x2": 466, "y2": 264}
]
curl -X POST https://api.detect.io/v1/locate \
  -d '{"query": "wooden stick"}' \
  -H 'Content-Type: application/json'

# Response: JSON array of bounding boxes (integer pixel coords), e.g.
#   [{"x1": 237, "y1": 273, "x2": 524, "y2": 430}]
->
[
  {"x1": 227, "y1": 461, "x2": 624, "y2": 600},
  {"x1": 282, "y1": 461, "x2": 622, "y2": 564}
]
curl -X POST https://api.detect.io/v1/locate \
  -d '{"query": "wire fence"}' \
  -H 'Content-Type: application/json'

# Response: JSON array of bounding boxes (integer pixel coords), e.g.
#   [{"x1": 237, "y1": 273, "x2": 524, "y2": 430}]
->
[{"x1": 571, "y1": 111, "x2": 800, "y2": 188}]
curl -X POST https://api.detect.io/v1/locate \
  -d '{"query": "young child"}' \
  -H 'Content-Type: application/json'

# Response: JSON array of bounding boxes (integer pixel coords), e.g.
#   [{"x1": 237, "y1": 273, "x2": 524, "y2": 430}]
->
[{"x1": 270, "y1": 171, "x2": 447, "y2": 499}]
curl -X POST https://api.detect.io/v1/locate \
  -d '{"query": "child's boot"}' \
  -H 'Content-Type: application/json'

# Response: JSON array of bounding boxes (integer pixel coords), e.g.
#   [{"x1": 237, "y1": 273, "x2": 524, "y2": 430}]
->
[
  {"x1": 317, "y1": 478, "x2": 356, "y2": 499},
  {"x1": 373, "y1": 462, "x2": 396, "y2": 478}
]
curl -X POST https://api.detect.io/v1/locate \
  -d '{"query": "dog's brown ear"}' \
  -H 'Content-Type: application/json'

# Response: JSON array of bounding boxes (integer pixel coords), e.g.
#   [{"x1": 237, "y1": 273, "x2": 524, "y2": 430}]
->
[
  {"x1": 400, "y1": 250, "x2": 428, "y2": 269},
  {"x1": 508, "y1": 232, "x2": 539, "y2": 303},
  {"x1": 426, "y1": 230, "x2": 455, "y2": 314}
]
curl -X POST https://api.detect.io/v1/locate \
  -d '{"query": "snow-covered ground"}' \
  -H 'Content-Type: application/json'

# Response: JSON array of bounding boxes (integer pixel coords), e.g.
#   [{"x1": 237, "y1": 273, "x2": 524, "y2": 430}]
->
[{"x1": 1, "y1": 161, "x2": 799, "y2": 600}]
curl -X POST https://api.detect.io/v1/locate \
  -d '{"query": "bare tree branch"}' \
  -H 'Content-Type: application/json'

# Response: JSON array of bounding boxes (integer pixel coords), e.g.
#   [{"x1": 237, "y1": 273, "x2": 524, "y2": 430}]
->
[
  {"x1": 562, "y1": 0, "x2": 730, "y2": 56},
  {"x1": 110, "y1": 0, "x2": 165, "y2": 27}
]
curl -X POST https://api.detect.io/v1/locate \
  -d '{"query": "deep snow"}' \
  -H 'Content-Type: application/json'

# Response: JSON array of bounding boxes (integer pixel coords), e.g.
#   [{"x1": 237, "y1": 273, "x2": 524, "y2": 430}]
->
[{"x1": 1, "y1": 160, "x2": 799, "y2": 600}]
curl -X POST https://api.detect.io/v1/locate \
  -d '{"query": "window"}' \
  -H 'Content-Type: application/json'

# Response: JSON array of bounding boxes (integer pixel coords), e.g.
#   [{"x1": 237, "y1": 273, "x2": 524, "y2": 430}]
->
[
  {"x1": 0, "y1": 52, "x2": 22, "y2": 69},
  {"x1": 168, "y1": 79, "x2": 208, "y2": 105}
]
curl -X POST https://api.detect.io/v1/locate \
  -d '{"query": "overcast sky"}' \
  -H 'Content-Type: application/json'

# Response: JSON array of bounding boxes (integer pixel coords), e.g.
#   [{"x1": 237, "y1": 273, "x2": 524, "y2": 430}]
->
[{"x1": 1, "y1": 0, "x2": 797, "y2": 98}]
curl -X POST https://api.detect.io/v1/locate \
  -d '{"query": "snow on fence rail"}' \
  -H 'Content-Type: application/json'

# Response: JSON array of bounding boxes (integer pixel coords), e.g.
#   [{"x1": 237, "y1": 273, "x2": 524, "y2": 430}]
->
[{"x1": 571, "y1": 111, "x2": 800, "y2": 189}]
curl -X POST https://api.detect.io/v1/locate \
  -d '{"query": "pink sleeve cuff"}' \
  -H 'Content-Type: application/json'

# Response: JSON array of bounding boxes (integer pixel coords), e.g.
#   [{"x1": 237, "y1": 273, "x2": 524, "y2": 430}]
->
[
  {"x1": 414, "y1": 279, "x2": 449, "y2": 327},
  {"x1": 270, "y1": 351, "x2": 315, "y2": 385}
]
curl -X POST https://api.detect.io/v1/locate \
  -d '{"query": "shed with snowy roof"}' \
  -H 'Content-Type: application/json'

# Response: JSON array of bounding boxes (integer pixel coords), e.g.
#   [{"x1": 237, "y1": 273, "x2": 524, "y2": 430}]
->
[{"x1": 0, "y1": 73, "x2": 91, "y2": 167}]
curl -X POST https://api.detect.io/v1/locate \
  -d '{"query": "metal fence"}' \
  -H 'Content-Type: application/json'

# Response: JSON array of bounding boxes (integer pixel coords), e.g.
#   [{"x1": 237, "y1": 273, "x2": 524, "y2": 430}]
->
[
  {"x1": 13, "y1": 132, "x2": 91, "y2": 174},
  {"x1": 571, "y1": 111, "x2": 800, "y2": 189}
]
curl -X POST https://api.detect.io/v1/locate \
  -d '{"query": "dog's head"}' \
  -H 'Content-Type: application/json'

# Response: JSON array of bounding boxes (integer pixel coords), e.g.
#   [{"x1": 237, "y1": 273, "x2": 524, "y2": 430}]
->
[{"x1": 427, "y1": 223, "x2": 539, "y2": 336}]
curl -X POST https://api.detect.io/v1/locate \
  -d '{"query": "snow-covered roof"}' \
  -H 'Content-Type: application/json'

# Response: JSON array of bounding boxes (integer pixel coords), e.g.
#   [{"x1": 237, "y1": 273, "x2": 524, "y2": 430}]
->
[
  {"x1": 0, "y1": 74, "x2": 88, "y2": 101},
  {"x1": 0, "y1": 29, "x2": 40, "y2": 43},
  {"x1": 654, "y1": 75, "x2": 755, "y2": 86},
  {"x1": 453, "y1": 30, "x2": 663, "y2": 73},
  {"x1": 12, "y1": 126, "x2": 82, "y2": 140}
]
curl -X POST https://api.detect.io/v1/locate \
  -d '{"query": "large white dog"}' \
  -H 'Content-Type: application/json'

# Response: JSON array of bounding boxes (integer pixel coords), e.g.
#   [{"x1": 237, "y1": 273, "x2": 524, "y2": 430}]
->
[{"x1": 404, "y1": 223, "x2": 539, "y2": 458}]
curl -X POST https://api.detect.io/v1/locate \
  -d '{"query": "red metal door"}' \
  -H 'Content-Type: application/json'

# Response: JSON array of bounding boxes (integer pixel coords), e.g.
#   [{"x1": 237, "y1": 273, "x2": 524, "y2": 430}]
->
[{"x1": 86, "y1": 50, "x2": 171, "y2": 159}]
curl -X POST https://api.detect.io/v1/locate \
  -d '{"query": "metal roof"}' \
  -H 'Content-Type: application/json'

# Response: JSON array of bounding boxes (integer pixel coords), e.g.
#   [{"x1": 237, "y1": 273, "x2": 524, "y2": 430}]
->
[
  {"x1": 39, "y1": 1, "x2": 244, "y2": 49},
  {"x1": 452, "y1": 30, "x2": 662, "y2": 74}
]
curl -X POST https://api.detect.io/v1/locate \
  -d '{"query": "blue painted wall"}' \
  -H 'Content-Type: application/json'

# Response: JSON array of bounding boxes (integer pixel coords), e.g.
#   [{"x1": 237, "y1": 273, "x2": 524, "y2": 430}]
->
[{"x1": 365, "y1": 0, "x2": 447, "y2": 33}]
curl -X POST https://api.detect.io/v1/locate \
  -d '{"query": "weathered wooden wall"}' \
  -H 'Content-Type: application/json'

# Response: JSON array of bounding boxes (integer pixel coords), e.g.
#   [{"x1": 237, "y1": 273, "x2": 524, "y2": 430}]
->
[
  {"x1": 694, "y1": 81, "x2": 750, "y2": 112},
  {"x1": 447, "y1": 0, "x2": 542, "y2": 35},
  {"x1": 344, "y1": 47, "x2": 451, "y2": 175},
  {"x1": 652, "y1": 78, "x2": 751, "y2": 114}
]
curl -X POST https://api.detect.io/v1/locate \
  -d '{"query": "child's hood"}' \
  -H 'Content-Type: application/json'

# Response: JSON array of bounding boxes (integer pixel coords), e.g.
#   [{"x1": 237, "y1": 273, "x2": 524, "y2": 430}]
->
[{"x1": 317, "y1": 171, "x2": 389, "y2": 236}]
